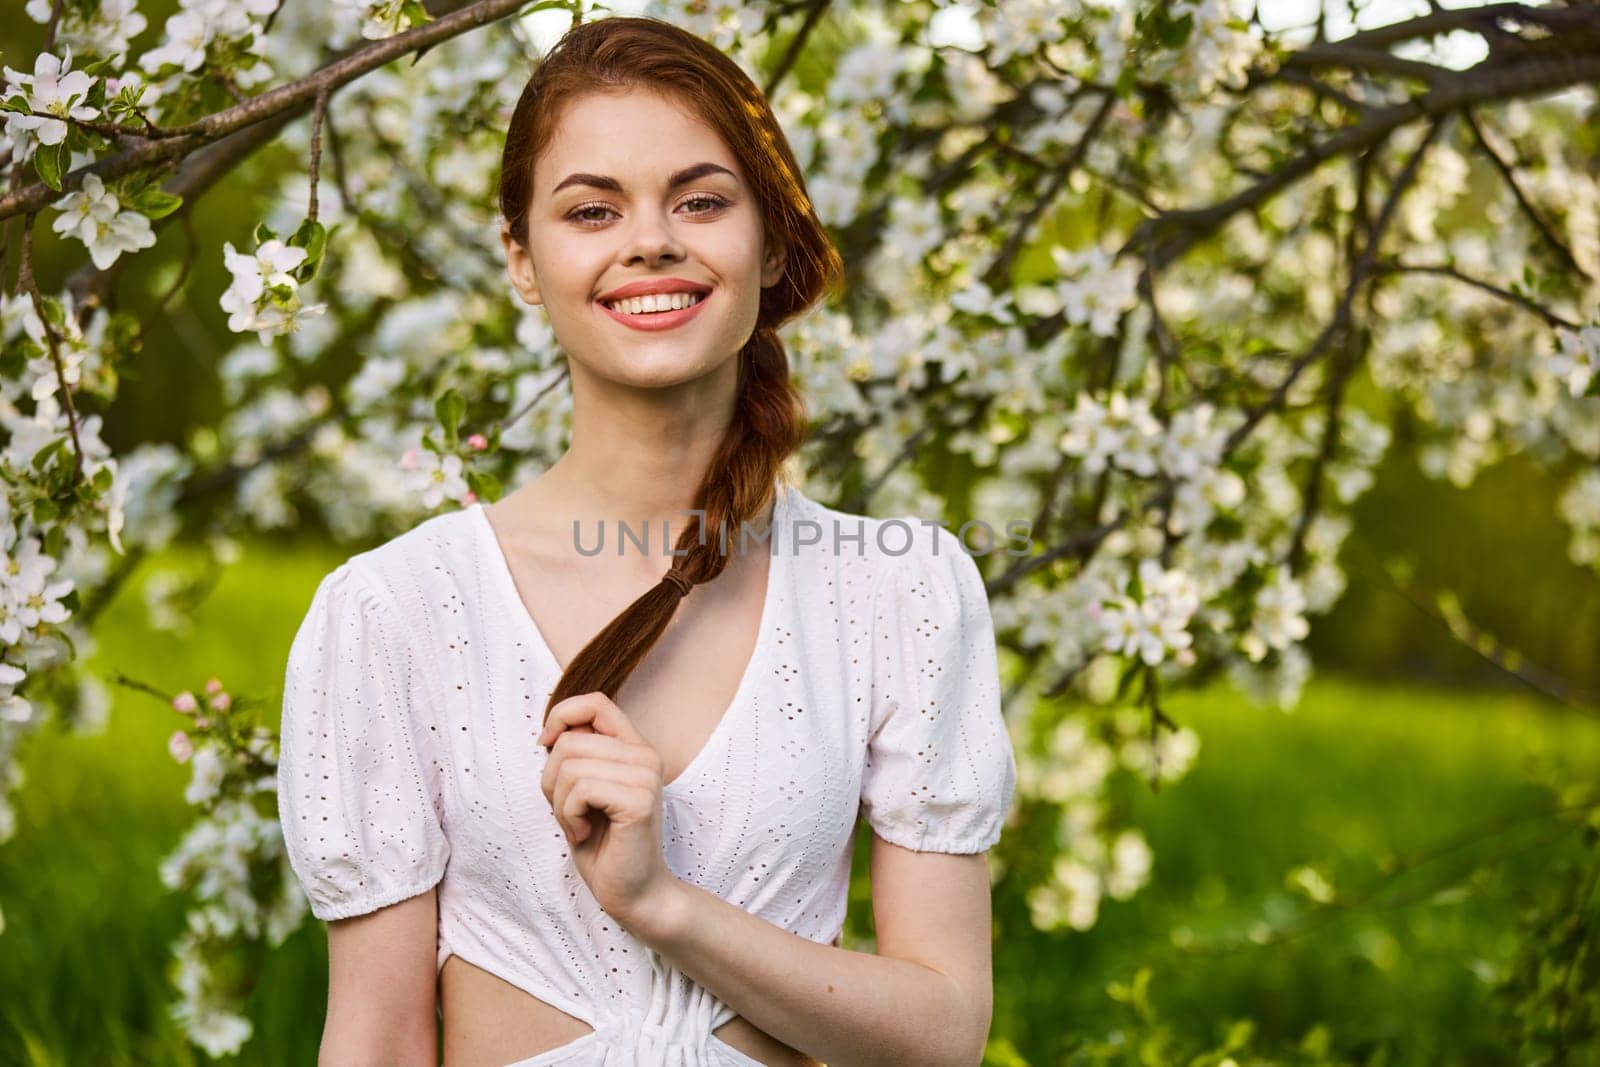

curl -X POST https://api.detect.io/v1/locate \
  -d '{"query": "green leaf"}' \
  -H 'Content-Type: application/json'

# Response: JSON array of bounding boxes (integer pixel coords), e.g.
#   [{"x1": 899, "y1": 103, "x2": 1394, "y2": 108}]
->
[
  {"x1": 0, "y1": 343, "x2": 28, "y2": 379},
  {"x1": 32, "y1": 437, "x2": 68, "y2": 472},
  {"x1": 1113, "y1": 658, "x2": 1143, "y2": 702},
  {"x1": 112, "y1": 82, "x2": 148, "y2": 108},
  {"x1": 287, "y1": 218, "x2": 328, "y2": 282},
  {"x1": 252, "y1": 222, "x2": 278, "y2": 245},
  {"x1": 43, "y1": 524, "x2": 66, "y2": 561},
  {"x1": 1114, "y1": 64, "x2": 1138, "y2": 100},
  {"x1": 465, "y1": 468, "x2": 501, "y2": 503},
  {"x1": 34, "y1": 142, "x2": 68, "y2": 192},
  {"x1": 129, "y1": 186, "x2": 183, "y2": 220},
  {"x1": 1222, "y1": 1017, "x2": 1256, "y2": 1051},
  {"x1": 1299, "y1": 1024, "x2": 1333, "y2": 1056},
  {"x1": 1158, "y1": 12, "x2": 1194, "y2": 48},
  {"x1": 40, "y1": 295, "x2": 67, "y2": 331},
  {"x1": 1127, "y1": 966, "x2": 1154, "y2": 1017},
  {"x1": 435, "y1": 388, "x2": 465, "y2": 449},
  {"x1": 401, "y1": 0, "x2": 432, "y2": 27},
  {"x1": 0, "y1": 95, "x2": 30, "y2": 115}
]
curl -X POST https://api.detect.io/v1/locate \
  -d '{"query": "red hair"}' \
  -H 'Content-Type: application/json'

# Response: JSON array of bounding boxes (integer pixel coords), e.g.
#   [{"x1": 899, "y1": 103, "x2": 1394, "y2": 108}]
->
[{"x1": 497, "y1": 15, "x2": 844, "y2": 719}]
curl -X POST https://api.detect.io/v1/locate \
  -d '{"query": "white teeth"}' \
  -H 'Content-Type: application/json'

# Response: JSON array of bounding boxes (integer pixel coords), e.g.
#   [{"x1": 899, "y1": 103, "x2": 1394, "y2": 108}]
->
[{"x1": 604, "y1": 291, "x2": 705, "y2": 315}]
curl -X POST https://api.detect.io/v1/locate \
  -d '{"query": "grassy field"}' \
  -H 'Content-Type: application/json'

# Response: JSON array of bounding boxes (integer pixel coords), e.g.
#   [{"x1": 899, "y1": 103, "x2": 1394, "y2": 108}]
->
[
  {"x1": 991, "y1": 677, "x2": 1599, "y2": 1065},
  {"x1": 0, "y1": 537, "x2": 1595, "y2": 1064}
]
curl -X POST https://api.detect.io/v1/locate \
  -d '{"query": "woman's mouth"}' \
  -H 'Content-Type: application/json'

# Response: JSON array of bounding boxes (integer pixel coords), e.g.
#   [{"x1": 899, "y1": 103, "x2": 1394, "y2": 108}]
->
[{"x1": 598, "y1": 289, "x2": 711, "y2": 332}]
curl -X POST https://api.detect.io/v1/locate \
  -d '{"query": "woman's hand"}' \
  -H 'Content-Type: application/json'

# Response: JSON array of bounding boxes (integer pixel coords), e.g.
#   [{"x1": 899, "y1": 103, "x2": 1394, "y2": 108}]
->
[{"x1": 537, "y1": 693, "x2": 682, "y2": 933}]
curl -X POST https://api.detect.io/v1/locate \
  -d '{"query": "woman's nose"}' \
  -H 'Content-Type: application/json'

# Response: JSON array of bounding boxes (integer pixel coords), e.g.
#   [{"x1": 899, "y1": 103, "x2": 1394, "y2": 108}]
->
[{"x1": 621, "y1": 209, "x2": 685, "y2": 266}]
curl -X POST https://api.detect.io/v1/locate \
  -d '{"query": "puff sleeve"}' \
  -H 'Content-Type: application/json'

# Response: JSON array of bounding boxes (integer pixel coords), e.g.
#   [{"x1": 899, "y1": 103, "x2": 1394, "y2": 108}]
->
[
  {"x1": 860, "y1": 527, "x2": 1019, "y2": 854},
  {"x1": 276, "y1": 562, "x2": 450, "y2": 921}
]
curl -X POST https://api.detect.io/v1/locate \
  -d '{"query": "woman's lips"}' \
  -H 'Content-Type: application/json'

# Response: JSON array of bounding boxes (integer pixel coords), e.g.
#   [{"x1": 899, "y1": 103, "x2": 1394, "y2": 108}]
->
[{"x1": 598, "y1": 290, "x2": 711, "y2": 332}]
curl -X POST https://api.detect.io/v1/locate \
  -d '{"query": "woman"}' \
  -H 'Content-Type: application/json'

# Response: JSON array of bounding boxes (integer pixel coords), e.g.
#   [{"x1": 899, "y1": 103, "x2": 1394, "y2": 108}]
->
[{"x1": 277, "y1": 15, "x2": 1017, "y2": 1067}]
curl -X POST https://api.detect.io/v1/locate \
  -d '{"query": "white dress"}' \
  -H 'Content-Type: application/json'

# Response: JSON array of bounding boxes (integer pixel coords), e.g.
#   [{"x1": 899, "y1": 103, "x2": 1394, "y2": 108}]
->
[{"x1": 276, "y1": 478, "x2": 1018, "y2": 1066}]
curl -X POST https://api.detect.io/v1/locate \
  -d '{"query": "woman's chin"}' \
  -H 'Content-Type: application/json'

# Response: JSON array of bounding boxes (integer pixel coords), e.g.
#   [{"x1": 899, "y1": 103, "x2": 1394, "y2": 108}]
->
[{"x1": 597, "y1": 351, "x2": 734, "y2": 392}]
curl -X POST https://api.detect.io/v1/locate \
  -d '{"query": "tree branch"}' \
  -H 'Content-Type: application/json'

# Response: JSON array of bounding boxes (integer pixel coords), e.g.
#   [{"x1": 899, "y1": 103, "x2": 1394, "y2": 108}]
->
[
  {"x1": 763, "y1": 0, "x2": 831, "y2": 98},
  {"x1": 1461, "y1": 106, "x2": 1591, "y2": 280},
  {"x1": 1370, "y1": 259, "x2": 1582, "y2": 331},
  {"x1": 0, "y1": 0, "x2": 542, "y2": 222},
  {"x1": 1124, "y1": 48, "x2": 1600, "y2": 273}
]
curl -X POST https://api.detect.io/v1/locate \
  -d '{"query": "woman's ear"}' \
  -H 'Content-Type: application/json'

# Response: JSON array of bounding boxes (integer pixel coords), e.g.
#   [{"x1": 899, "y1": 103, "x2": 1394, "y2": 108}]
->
[
  {"x1": 761, "y1": 232, "x2": 787, "y2": 290},
  {"x1": 502, "y1": 225, "x2": 543, "y2": 306}
]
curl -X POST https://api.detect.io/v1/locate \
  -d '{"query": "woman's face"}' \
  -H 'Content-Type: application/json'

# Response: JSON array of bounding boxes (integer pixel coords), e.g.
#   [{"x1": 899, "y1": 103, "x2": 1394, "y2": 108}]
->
[{"x1": 504, "y1": 88, "x2": 786, "y2": 391}]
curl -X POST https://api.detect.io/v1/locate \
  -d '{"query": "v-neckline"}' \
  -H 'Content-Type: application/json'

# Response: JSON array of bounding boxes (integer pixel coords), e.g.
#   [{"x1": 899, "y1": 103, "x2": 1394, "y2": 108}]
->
[{"x1": 468, "y1": 483, "x2": 791, "y2": 796}]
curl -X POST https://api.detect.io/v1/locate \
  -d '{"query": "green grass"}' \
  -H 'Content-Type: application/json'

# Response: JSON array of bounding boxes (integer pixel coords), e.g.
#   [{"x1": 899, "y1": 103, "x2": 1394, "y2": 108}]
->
[
  {"x1": 995, "y1": 679, "x2": 1600, "y2": 1065},
  {"x1": 0, "y1": 537, "x2": 349, "y2": 1066},
  {"x1": 1, "y1": 538, "x2": 1596, "y2": 1064}
]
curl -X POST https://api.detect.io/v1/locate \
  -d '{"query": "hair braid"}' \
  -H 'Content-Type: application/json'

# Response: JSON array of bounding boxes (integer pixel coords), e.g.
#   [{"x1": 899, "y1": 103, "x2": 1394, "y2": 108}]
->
[{"x1": 541, "y1": 327, "x2": 809, "y2": 715}]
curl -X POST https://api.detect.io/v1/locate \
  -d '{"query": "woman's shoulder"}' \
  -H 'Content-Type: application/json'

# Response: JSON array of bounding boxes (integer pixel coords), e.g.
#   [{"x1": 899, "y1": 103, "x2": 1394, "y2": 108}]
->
[
  {"x1": 321, "y1": 505, "x2": 481, "y2": 620},
  {"x1": 782, "y1": 485, "x2": 963, "y2": 579},
  {"x1": 777, "y1": 484, "x2": 984, "y2": 637}
]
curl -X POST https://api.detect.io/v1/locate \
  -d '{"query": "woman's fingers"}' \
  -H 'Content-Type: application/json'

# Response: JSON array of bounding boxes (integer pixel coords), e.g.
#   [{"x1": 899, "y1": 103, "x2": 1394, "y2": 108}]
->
[
  {"x1": 550, "y1": 757, "x2": 656, "y2": 841},
  {"x1": 539, "y1": 728, "x2": 660, "y2": 797},
  {"x1": 560, "y1": 777, "x2": 655, "y2": 844},
  {"x1": 539, "y1": 691, "x2": 647, "y2": 747},
  {"x1": 537, "y1": 693, "x2": 665, "y2": 845}
]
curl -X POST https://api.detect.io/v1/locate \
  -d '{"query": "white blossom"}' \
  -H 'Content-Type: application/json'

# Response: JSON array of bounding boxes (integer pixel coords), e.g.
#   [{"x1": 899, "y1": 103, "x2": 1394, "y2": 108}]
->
[
  {"x1": 2, "y1": 49, "x2": 99, "y2": 149},
  {"x1": 141, "y1": 12, "x2": 212, "y2": 73},
  {"x1": 401, "y1": 449, "x2": 469, "y2": 509},
  {"x1": 219, "y1": 239, "x2": 327, "y2": 341},
  {"x1": 26, "y1": 0, "x2": 148, "y2": 64},
  {"x1": 184, "y1": 746, "x2": 226, "y2": 806},
  {"x1": 1549, "y1": 324, "x2": 1599, "y2": 398},
  {"x1": 142, "y1": 0, "x2": 280, "y2": 75},
  {"x1": 1241, "y1": 567, "x2": 1312, "y2": 662},
  {"x1": 331, "y1": 0, "x2": 415, "y2": 41},
  {"x1": 1050, "y1": 245, "x2": 1141, "y2": 337},
  {"x1": 1058, "y1": 391, "x2": 1164, "y2": 476},
  {"x1": 0, "y1": 662, "x2": 30, "y2": 724},
  {"x1": 223, "y1": 239, "x2": 306, "y2": 304},
  {"x1": 51, "y1": 174, "x2": 157, "y2": 270},
  {"x1": 1096, "y1": 558, "x2": 1200, "y2": 667}
]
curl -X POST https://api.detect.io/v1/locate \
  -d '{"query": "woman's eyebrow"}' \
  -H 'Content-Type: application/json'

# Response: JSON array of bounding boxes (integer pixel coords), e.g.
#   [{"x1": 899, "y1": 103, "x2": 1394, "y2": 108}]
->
[{"x1": 550, "y1": 161, "x2": 737, "y2": 196}]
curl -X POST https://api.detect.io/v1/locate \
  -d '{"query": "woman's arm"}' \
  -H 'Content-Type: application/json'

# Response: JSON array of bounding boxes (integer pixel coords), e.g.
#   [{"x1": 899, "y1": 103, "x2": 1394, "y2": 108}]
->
[
  {"x1": 623, "y1": 835, "x2": 995, "y2": 1067},
  {"x1": 320, "y1": 888, "x2": 442, "y2": 1067}
]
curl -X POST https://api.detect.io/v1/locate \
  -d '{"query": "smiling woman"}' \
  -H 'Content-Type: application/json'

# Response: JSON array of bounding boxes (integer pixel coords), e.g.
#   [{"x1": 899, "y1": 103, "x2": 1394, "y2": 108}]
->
[
  {"x1": 276, "y1": 13, "x2": 1015, "y2": 1067},
  {"x1": 500, "y1": 89, "x2": 789, "y2": 392},
  {"x1": 596, "y1": 274, "x2": 713, "y2": 332}
]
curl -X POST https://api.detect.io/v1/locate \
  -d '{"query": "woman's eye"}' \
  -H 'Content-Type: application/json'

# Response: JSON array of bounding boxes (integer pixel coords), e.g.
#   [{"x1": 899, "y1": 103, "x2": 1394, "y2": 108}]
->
[
  {"x1": 682, "y1": 195, "x2": 728, "y2": 214},
  {"x1": 565, "y1": 196, "x2": 728, "y2": 226}
]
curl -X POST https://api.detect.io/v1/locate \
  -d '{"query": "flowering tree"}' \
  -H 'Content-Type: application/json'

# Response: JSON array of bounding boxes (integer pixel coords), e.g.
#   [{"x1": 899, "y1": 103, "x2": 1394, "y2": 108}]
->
[{"x1": 1, "y1": 0, "x2": 1597, "y2": 1056}]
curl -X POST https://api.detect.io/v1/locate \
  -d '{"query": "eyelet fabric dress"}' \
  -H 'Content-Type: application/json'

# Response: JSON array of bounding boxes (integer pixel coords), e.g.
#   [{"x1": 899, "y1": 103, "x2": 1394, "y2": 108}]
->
[{"x1": 276, "y1": 479, "x2": 1018, "y2": 1066}]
